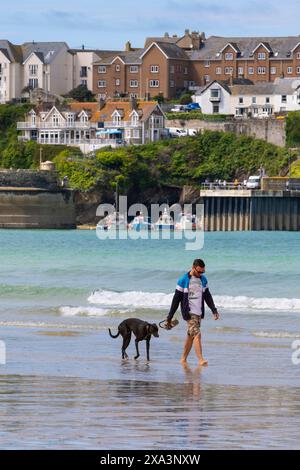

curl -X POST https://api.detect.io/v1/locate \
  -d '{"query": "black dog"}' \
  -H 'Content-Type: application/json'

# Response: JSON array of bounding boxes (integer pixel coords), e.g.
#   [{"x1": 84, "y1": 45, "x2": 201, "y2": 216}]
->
[{"x1": 109, "y1": 318, "x2": 159, "y2": 361}]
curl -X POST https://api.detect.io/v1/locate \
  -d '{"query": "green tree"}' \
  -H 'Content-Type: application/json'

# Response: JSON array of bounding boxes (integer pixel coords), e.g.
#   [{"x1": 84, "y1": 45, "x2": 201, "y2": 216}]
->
[{"x1": 65, "y1": 85, "x2": 96, "y2": 102}]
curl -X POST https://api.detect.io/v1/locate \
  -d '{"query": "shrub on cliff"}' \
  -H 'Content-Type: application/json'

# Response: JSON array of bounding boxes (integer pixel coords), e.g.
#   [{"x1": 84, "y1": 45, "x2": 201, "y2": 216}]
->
[{"x1": 286, "y1": 111, "x2": 300, "y2": 147}]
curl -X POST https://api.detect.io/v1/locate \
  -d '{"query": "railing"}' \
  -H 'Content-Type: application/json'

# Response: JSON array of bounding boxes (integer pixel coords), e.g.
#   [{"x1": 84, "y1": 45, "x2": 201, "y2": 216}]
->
[
  {"x1": 17, "y1": 122, "x2": 97, "y2": 130},
  {"x1": 210, "y1": 95, "x2": 221, "y2": 102},
  {"x1": 201, "y1": 182, "x2": 247, "y2": 191},
  {"x1": 103, "y1": 121, "x2": 141, "y2": 128}
]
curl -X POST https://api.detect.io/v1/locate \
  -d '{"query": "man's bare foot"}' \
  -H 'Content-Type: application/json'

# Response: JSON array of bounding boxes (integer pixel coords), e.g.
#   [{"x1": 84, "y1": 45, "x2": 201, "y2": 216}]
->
[
  {"x1": 199, "y1": 359, "x2": 208, "y2": 366},
  {"x1": 180, "y1": 358, "x2": 188, "y2": 365}
]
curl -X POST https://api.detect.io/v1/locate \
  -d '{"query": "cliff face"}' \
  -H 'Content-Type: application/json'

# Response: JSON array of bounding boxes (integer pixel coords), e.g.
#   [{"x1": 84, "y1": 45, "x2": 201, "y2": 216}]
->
[{"x1": 74, "y1": 184, "x2": 182, "y2": 225}]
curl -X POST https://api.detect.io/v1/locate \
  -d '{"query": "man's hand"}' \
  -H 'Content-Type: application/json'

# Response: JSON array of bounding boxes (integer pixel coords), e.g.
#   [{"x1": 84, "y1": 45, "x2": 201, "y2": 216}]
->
[{"x1": 213, "y1": 312, "x2": 220, "y2": 321}]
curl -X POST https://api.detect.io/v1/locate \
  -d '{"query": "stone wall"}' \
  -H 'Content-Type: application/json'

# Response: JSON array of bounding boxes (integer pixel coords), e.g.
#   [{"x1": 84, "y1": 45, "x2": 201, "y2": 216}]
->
[
  {"x1": 0, "y1": 189, "x2": 76, "y2": 229},
  {"x1": 166, "y1": 118, "x2": 286, "y2": 147},
  {"x1": 0, "y1": 170, "x2": 59, "y2": 190}
]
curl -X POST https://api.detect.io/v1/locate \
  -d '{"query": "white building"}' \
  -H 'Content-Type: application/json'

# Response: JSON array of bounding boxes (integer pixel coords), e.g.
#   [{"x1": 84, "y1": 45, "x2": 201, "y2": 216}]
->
[
  {"x1": 193, "y1": 78, "x2": 300, "y2": 117},
  {"x1": 0, "y1": 40, "x2": 118, "y2": 103},
  {"x1": 17, "y1": 100, "x2": 166, "y2": 153}
]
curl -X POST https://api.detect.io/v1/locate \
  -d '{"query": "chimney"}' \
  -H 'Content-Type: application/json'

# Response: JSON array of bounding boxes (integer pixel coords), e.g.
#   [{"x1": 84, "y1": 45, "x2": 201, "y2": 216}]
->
[
  {"x1": 130, "y1": 96, "x2": 138, "y2": 111},
  {"x1": 125, "y1": 41, "x2": 132, "y2": 52},
  {"x1": 82, "y1": 44, "x2": 85, "y2": 50},
  {"x1": 99, "y1": 98, "x2": 106, "y2": 110},
  {"x1": 191, "y1": 31, "x2": 201, "y2": 50},
  {"x1": 185, "y1": 29, "x2": 190, "y2": 36}
]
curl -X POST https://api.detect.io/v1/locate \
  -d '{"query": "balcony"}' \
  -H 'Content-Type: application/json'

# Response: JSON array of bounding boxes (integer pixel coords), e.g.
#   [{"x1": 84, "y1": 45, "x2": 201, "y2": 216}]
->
[
  {"x1": 103, "y1": 121, "x2": 142, "y2": 129},
  {"x1": 17, "y1": 121, "x2": 97, "y2": 130}
]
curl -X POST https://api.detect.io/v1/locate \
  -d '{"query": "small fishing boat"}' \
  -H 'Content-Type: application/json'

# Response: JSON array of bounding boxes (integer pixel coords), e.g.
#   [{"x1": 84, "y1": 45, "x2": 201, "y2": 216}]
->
[{"x1": 154, "y1": 208, "x2": 175, "y2": 231}]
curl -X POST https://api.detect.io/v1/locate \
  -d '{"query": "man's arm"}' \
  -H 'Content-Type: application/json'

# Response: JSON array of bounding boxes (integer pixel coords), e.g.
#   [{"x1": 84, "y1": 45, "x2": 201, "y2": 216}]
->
[
  {"x1": 167, "y1": 289, "x2": 183, "y2": 322},
  {"x1": 203, "y1": 288, "x2": 220, "y2": 319}
]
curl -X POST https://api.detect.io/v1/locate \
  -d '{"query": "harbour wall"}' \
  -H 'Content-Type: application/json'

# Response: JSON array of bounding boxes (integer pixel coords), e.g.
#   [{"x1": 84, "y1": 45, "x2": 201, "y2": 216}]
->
[
  {"x1": 182, "y1": 188, "x2": 300, "y2": 231},
  {"x1": 0, "y1": 170, "x2": 76, "y2": 229}
]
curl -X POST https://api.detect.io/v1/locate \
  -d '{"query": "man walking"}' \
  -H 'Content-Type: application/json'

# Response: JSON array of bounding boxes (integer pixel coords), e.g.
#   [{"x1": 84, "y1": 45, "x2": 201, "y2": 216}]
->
[{"x1": 166, "y1": 259, "x2": 220, "y2": 366}]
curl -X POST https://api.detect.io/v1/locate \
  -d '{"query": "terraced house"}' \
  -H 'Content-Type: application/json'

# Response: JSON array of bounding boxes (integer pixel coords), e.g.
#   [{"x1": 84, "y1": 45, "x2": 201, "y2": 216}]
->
[{"x1": 93, "y1": 31, "x2": 300, "y2": 100}]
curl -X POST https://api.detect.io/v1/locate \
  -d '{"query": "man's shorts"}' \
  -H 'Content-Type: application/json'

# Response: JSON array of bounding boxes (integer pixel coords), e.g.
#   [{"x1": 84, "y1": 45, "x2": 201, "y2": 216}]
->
[{"x1": 187, "y1": 314, "x2": 201, "y2": 337}]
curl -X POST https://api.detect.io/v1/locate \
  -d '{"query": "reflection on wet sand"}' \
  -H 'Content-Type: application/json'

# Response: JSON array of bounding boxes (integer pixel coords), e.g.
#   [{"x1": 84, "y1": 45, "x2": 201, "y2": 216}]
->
[{"x1": 0, "y1": 374, "x2": 299, "y2": 450}]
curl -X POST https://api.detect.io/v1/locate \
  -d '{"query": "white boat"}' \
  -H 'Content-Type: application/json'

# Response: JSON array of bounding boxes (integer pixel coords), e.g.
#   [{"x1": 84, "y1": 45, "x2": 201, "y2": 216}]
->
[
  {"x1": 154, "y1": 208, "x2": 175, "y2": 231},
  {"x1": 175, "y1": 213, "x2": 201, "y2": 230},
  {"x1": 96, "y1": 211, "x2": 126, "y2": 231},
  {"x1": 128, "y1": 214, "x2": 153, "y2": 231}
]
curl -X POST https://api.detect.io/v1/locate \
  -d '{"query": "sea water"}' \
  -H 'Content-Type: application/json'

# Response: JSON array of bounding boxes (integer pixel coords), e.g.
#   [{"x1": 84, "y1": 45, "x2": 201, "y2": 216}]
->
[{"x1": 0, "y1": 230, "x2": 299, "y2": 449}]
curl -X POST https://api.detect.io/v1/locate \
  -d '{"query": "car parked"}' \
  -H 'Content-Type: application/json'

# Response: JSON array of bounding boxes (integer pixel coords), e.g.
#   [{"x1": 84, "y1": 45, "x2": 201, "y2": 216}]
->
[
  {"x1": 170, "y1": 104, "x2": 187, "y2": 112},
  {"x1": 185, "y1": 102, "x2": 201, "y2": 111},
  {"x1": 246, "y1": 175, "x2": 261, "y2": 189},
  {"x1": 168, "y1": 128, "x2": 188, "y2": 138}
]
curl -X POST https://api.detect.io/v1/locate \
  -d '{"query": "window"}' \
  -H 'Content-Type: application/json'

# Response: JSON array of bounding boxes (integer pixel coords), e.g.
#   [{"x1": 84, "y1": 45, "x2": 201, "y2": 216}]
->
[
  {"x1": 239, "y1": 97, "x2": 243, "y2": 104},
  {"x1": 204, "y1": 60, "x2": 210, "y2": 68},
  {"x1": 225, "y1": 67, "x2": 233, "y2": 75},
  {"x1": 130, "y1": 66, "x2": 138, "y2": 73},
  {"x1": 112, "y1": 113, "x2": 121, "y2": 125},
  {"x1": 176, "y1": 65, "x2": 182, "y2": 72},
  {"x1": 258, "y1": 67, "x2": 266, "y2": 74},
  {"x1": 131, "y1": 113, "x2": 138, "y2": 126},
  {"x1": 271, "y1": 67, "x2": 277, "y2": 75},
  {"x1": 225, "y1": 52, "x2": 233, "y2": 60},
  {"x1": 297, "y1": 52, "x2": 300, "y2": 59},
  {"x1": 184, "y1": 67, "x2": 188, "y2": 75},
  {"x1": 238, "y1": 67, "x2": 244, "y2": 75},
  {"x1": 151, "y1": 65, "x2": 159, "y2": 73},
  {"x1": 287, "y1": 67, "x2": 293, "y2": 74},
  {"x1": 29, "y1": 78, "x2": 38, "y2": 88},
  {"x1": 170, "y1": 80, "x2": 175, "y2": 88},
  {"x1": 80, "y1": 80, "x2": 87, "y2": 86},
  {"x1": 216, "y1": 67, "x2": 222, "y2": 75},
  {"x1": 98, "y1": 66, "x2": 106, "y2": 73},
  {"x1": 98, "y1": 80, "x2": 106, "y2": 88},
  {"x1": 130, "y1": 80, "x2": 138, "y2": 87},
  {"x1": 213, "y1": 104, "x2": 219, "y2": 113},
  {"x1": 80, "y1": 114, "x2": 88, "y2": 123},
  {"x1": 115, "y1": 64, "x2": 121, "y2": 72},
  {"x1": 252, "y1": 97, "x2": 256, "y2": 104},
  {"x1": 133, "y1": 129, "x2": 140, "y2": 139},
  {"x1": 210, "y1": 89, "x2": 220, "y2": 98},
  {"x1": 266, "y1": 97, "x2": 270, "y2": 103},
  {"x1": 130, "y1": 93, "x2": 138, "y2": 98},
  {"x1": 115, "y1": 79, "x2": 120, "y2": 86},
  {"x1": 170, "y1": 65, "x2": 175, "y2": 74},
  {"x1": 29, "y1": 64, "x2": 38, "y2": 75},
  {"x1": 248, "y1": 67, "x2": 254, "y2": 75},
  {"x1": 281, "y1": 95, "x2": 287, "y2": 103},
  {"x1": 258, "y1": 52, "x2": 266, "y2": 60},
  {"x1": 149, "y1": 80, "x2": 159, "y2": 87},
  {"x1": 52, "y1": 114, "x2": 60, "y2": 126},
  {"x1": 67, "y1": 114, "x2": 74, "y2": 125},
  {"x1": 80, "y1": 66, "x2": 87, "y2": 78},
  {"x1": 297, "y1": 67, "x2": 300, "y2": 74},
  {"x1": 204, "y1": 75, "x2": 210, "y2": 82}
]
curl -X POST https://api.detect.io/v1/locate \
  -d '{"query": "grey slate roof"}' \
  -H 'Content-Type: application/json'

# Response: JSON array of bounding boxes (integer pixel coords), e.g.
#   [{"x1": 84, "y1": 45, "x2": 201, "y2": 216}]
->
[
  {"x1": 0, "y1": 40, "x2": 23, "y2": 62},
  {"x1": 154, "y1": 41, "x2": 189, "y2": 59},
  {"x1": 187, "y1": 36, "x2": 300, "y2": 60},
  {"x1": 96, "y1": 49, "x2": 144, "y2": 65},
  {"x1": 22, "y1": 42, "x2": 68, "y2": 64}
]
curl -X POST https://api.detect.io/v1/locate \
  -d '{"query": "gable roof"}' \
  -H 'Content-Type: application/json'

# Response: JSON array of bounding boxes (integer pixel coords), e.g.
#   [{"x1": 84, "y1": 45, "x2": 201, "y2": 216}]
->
[
  {"x1": 141, "y1": 41, "x2": 189, "y2": 60},
  {"x1": 22, "y1": 42, "x2": 68, "y2": 64},
  {"x1": 201, "y1": 80, "x2": 232, "y2": 95},
  {"x1": 188, "y1": 35, "x2": 300, "y2": 61},
  {"x1": 95, "y1": 49, "x2": 144, "y2": 65},
  {"x1": 90, "y1": 100, "x2": 163, "y2": 123}
]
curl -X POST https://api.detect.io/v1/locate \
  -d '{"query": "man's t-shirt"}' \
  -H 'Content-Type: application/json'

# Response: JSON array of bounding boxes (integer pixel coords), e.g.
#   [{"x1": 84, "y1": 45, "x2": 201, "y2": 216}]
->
[{"x1": 188, "y1": 276, "x2": 203, "y2": 316}]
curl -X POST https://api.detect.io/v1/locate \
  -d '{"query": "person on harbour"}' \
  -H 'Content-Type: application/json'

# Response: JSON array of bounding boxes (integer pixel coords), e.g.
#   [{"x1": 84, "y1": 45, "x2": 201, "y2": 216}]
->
[{"x1": 166, "y1": 259, "x2": 220, "y2": 366}]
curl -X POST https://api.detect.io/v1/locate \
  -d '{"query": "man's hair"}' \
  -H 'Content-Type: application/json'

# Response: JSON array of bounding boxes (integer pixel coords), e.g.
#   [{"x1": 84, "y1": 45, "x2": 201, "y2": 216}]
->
[{"x1": 193, "y1": 259, "x2": 205, "y2": 268}]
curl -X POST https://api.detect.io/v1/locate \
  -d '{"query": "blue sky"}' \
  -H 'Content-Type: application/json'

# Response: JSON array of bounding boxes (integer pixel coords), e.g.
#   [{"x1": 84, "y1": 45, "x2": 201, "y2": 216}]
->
[{"x1": 1, "y1": 0, "x2": 300, "y2": 49}]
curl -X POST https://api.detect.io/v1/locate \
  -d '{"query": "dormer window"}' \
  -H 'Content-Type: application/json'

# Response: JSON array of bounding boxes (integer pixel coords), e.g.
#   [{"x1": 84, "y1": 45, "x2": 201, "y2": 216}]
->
[
  {"x1": 67, "y1": 113, "x2": 74, "y2": 124},
  {"x1": 30, "y1": 112, "x2": 36, "y2": 125},
  {"x1": 112, "y1": 111, "x2": 121, "y2": 125},
  {"x1": 258, "y1": 52, "x2": 266, "y2": 60},
  {"x1": 80, "y1": 114, "x2": 88, "y2": 123},
  {"x1": 52, "y1": 113, "x2": 59, "y2": 126},
  {"x1": 225, "y1": 52, "x2": 233, "y2": 61},
  {"x1": 131, "y1": 112, "x2": 139, "y2": 126}
]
